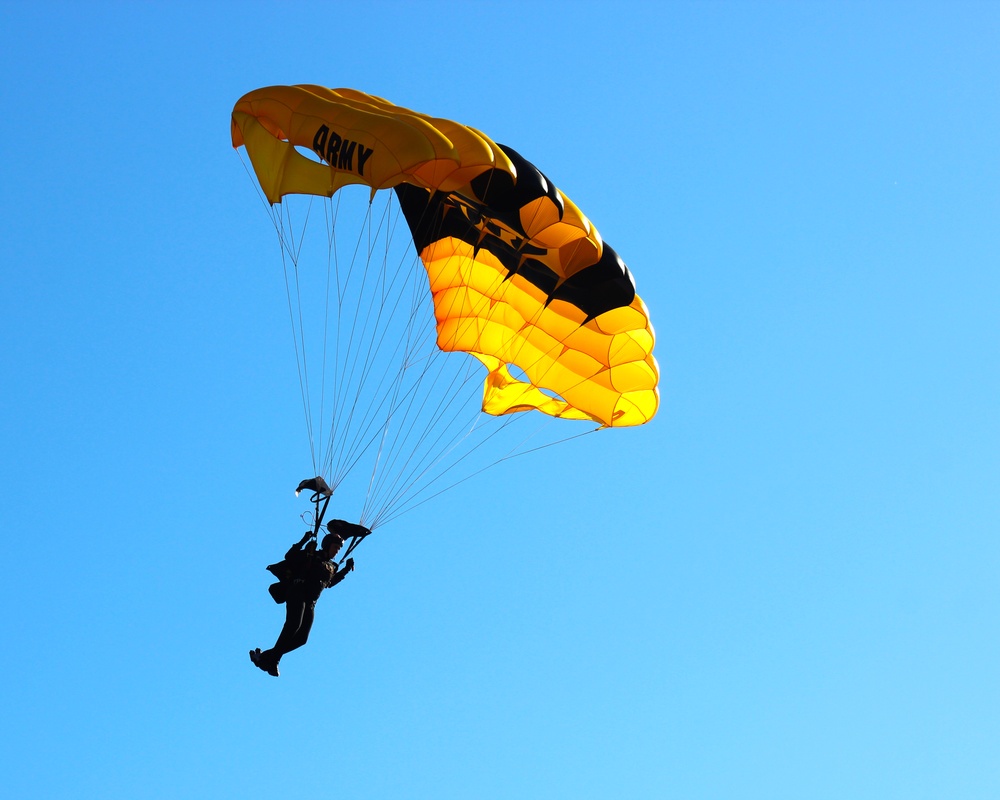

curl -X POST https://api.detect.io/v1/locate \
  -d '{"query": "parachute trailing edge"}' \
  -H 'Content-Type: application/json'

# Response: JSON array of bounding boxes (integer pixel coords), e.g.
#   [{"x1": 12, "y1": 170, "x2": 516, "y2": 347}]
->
[{"x1": 232, "y1": 85, "x2": 658, "y2": 427}]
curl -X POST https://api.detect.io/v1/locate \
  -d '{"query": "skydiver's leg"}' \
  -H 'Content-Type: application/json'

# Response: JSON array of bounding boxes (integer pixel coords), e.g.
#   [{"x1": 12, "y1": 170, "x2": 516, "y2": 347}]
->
[
  {"x1": 252, "y1": 594, "x2": 309, "y2": 676},
  {"x1": 269, "y1": 597, "x2": 308, "y2": 658},
  {"x1": 281, "y1": 602, "x2": 316, "y2": 653},
  {"x1": 253, "y1": 595, "x2": 319, "y2": 675}
]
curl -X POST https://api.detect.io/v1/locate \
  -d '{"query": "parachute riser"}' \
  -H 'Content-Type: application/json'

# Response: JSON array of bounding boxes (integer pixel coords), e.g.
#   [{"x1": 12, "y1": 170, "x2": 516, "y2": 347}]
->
[
  {"x1": 340, "y1": 531, "x2": 369, "y2": 563},
  {"x1": 310, "y1": 490, "x2": 332, "y2": 540}
]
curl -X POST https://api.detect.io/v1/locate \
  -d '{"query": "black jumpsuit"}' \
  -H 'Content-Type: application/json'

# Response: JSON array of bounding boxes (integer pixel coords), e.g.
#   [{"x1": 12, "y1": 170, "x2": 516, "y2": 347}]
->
[{"x1": 266, "y1": 541, "x2": 342, "y2": 662}]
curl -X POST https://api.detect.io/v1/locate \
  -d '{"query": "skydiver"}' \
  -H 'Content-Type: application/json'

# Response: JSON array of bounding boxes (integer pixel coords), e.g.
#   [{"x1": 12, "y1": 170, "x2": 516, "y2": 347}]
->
[{"x1": 250, "y1": 519, "x2": 366, "y2": 677}]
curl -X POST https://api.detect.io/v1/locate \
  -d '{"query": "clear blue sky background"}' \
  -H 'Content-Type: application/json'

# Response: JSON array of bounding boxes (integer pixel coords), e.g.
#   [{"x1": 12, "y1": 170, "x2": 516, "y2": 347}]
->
[{"x1": 2, "y1": 3, "x2": 998, "y2": 798}]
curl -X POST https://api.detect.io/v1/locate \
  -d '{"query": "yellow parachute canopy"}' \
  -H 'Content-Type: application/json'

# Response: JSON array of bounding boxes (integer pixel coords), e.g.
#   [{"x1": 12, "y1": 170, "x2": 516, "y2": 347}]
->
[{"x1": 232, "y1": 85, "x2": 658, "y2": 427}]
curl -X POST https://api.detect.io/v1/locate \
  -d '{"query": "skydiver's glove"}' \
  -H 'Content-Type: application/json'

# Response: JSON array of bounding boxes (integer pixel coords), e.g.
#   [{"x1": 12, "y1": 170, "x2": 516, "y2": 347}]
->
[{"x1": 345, "y1": 557, "x2": 355, "y2": 572}]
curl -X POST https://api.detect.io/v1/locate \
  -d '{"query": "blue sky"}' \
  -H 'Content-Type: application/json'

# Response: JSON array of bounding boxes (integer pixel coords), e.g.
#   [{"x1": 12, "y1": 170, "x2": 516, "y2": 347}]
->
[{"x1": 2, "y1": 2, "x2": 998, "y2": 798}]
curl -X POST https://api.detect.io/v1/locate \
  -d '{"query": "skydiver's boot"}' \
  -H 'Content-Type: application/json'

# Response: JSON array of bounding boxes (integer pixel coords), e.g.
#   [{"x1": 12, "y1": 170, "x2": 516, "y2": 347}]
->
[
  {"x1": 249, "y1": 647, "x2": 279, "y2": 676},
  {"x1": 256, "y1": 648, "x2": 280, "y2": 677}
]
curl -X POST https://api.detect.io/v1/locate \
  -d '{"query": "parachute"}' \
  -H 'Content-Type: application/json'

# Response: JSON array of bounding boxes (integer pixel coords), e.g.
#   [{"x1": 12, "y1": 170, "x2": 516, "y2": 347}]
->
[{"x1": 232, "y1": 86, "x2": 659, "y2": 526}]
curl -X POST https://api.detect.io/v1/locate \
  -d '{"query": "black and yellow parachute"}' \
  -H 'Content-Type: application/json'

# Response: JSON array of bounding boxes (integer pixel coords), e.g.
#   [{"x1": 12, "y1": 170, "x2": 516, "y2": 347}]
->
[{"x1": 232, "y1": 86, "x2": 658, "y2": 429}]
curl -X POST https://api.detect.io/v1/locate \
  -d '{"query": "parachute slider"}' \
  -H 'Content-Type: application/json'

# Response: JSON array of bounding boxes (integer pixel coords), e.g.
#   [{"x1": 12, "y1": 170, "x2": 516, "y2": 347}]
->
[{"x1": 295, "y1": 476, "x2": 332, "y2": 497}]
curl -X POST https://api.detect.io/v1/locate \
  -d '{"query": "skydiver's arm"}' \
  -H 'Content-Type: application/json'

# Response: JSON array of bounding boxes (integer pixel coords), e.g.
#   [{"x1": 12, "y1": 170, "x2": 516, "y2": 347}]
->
[
  {"x1": 328, "y1": 558, "x2": 355, "y2": 588},
  {"x1": 284, "y1": 531, "x2": 314, "y2": 559}
]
